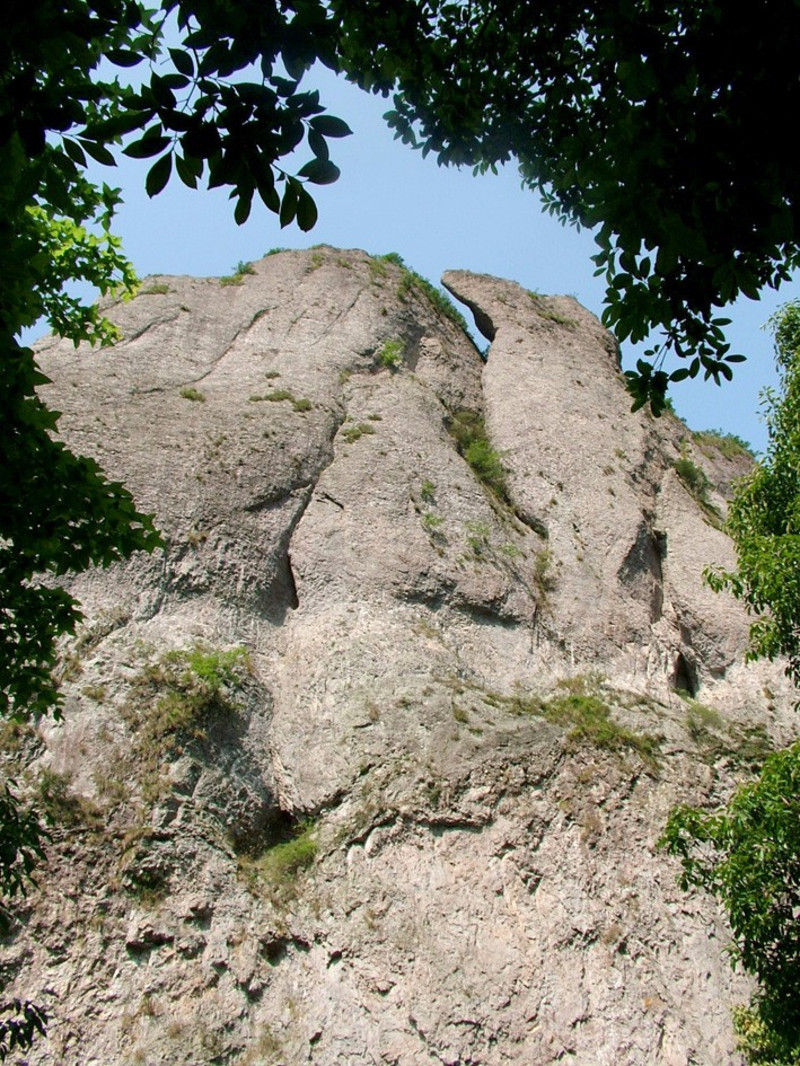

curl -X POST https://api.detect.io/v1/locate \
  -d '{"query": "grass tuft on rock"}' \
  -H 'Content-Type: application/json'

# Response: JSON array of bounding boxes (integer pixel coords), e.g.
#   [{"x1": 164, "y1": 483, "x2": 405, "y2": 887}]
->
[
  {"x1": 374, "y1": 253, "x2": 469, "y2": 333},
  {"x1": 238, "y1": 820, "x2": 318, "y2": 905},
  {"x1": 446, "y1": 409, "x2": 509, "y2": 502}
]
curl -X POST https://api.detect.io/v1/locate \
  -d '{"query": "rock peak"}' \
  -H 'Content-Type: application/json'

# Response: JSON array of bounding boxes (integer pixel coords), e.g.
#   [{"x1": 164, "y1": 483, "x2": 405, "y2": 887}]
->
[{"x1": 7, "y1": 246, "x2": 792, "y2": 1065}]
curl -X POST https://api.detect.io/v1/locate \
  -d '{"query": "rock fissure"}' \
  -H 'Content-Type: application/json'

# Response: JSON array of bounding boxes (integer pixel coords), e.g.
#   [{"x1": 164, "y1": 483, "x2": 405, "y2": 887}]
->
[
  {"x1": 511, "y1": 504, "x2": 549, "y2": 540},
  {"x1": 115, "y1": 308, "x2": 182, "y2": 346},
  {"x1": 189, "y1": 322, "x2": 251, "y2": 383}
]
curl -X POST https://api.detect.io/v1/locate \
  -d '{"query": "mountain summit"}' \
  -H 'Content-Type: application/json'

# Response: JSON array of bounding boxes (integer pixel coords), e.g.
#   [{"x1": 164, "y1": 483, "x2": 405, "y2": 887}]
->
[{"x1": 5, "y1": 247, "x2": 794, "y2": 1065}]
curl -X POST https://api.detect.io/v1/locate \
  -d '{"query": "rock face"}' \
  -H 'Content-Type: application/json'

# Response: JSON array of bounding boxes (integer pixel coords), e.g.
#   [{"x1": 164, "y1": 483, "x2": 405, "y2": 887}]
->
[{"x1": 3, "y1": 247, "x2": 796, "y2": 1065}]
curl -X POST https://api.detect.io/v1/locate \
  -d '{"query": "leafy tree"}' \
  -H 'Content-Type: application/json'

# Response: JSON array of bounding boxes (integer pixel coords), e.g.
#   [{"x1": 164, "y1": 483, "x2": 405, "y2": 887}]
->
[
  {"x1": 7, "y1": 2, "x2": 800, "y2": 400},
  {"x1": 0, "y1": 779, "x2": 50, "y2": 1057},
  {"x1": 0, "y1": 782, "x2": 48, "y2": 1058},
  {"x1": 662, "y1": 744, "x2": 800, "y2": 1065},
  {"x1": 0, "y1": 3, "x2": 165, "y2": 1042},
  {"x1": 663, "y1": 303, "x2": 800, "y2": 1063},
  {"x1": 0, "y1": 999, "x2": 48, "y2": 1062},
  {"x1": 706, "y1": 301, "x2": 800, "y2": 687},
  {"x1": 354, "y1": 0, "x2": 800, "y2": 409},
  {"x1": 663, "y1": 743, "x2": 800, "y2": 1061}
]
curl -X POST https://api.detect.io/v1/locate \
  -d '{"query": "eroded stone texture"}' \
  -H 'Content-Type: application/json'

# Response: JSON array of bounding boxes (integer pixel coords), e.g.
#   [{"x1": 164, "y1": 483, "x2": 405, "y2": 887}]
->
[{"x1": 3, "y1": 248, "x2": 795, "y2": 1066}]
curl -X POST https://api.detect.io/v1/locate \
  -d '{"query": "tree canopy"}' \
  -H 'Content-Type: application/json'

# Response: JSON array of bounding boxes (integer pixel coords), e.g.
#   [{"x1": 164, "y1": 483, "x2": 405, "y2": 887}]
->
[
  {"x1": 5, "y1": 2, "x2": 800, "y2": 402},
  {"x1": 662, "y1": 741, "x2": 800, "y2": 1064},
  {"x1": 376, "y1": 0, "x2": 800, "y2": 408}
]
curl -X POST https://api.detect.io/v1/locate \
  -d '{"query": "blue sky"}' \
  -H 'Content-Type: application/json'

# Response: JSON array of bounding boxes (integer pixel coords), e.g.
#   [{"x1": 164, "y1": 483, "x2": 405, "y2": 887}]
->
[{"x1": 63, "y1": 66, "x2": 796, "y2": 454}]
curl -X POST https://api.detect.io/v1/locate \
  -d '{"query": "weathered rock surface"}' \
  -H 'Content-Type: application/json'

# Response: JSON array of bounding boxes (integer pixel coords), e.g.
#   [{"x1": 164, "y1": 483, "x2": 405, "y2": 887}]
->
[{"x1": 2, "y1": 247, "x2": 796, "y2": 1065}]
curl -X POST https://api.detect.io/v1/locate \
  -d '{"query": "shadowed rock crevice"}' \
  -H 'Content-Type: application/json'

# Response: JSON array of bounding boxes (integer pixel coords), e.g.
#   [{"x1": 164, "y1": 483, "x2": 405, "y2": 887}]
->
[
  {"x1": 673, "y1": 650, "x2": 699, "y2": 696},
  {"x1": 617, "y1": 522, "x2": 665, "y2": 624},
  {"x1": 508, "y1": 502, "x2": 549, "y2": 540},
  {"x1": 258, "y1": 520, "x2": 302, "y2": 620}
]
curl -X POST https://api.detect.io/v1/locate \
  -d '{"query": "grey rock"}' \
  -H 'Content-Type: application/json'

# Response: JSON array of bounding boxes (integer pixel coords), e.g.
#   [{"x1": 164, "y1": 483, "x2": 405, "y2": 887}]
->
[{"x1": 3, "y1": 247, "x2": 795, "y2": 1065}]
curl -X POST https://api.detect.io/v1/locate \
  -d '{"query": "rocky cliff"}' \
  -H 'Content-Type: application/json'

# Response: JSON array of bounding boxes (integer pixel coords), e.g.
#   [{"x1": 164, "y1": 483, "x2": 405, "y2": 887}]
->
[{"x1": 2, "y1": 247, "x2": 796, "y2": 1065}]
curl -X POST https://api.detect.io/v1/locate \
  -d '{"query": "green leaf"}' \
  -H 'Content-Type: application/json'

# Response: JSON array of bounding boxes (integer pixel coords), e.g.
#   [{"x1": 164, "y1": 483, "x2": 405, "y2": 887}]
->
[
  {"x1": 82, "y1": 111, "x2": 151, "y2": 140},
  {"x1": 62, "y1": 139, "x2": 87, "y2": 167},
  {"x1": 175, "y1": 153, "x2": 198, "y2": 189},
  {"x1": 124, "y1": 133, "x2": 171, "y2": 159},
  {"x1": 77, "y1": 139, "x2": 116, "y2": 166},
  {"x1": 296, "y1": 186, "x2": 318, "y2": 232},
  {"x1": 207, "y1": 150, "x2": 240, "y2": 189},
  {"x1": 149, "y1": 74, "x2": 177, "y2": 110},
  {"x1": 160, "y1": 74, "x2": 190, "y2": 91},
  {"x1": 297, "y1": 158, "x2": 340, "y2": 185},
  {"x1": 181, "y1": 123, "x2": 221, "y2": 159},
  {"x1": 169, "y1": 47, "x2": 195, "y2": 78},
  {"x1": 283, "y1": 50, "x2": 309, "y2": 81},
  {"x1": 258, "y1": 182, "x2": 280, "y2": 213},
  {"x1": 279, "y1": 181, "x2": 298, "y2": 228},
  {"x1": 308, "y1": 115, "x2": 352, "y2": 138},
  {"x1": 271, "y1": 77, "x2": 298, "y2": 98},
  {"x1": 106, "y1": 49, "x2": 145, "y2": 68},
  {"x1": 183, "y1": 29, "x2": 211, "y2": 49},
  {"x1": 307, "y1": 129, "x2": 329, "y2": 161},
  {"x1": 233, "y1": 191, "x2": 252, "y2": 225},
  {"x1": 145, "y1": 153, "x2": 172, "y2": 197},
  {"x1": 162, "y1": 110, "x2": 194, "y2": 133}
]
